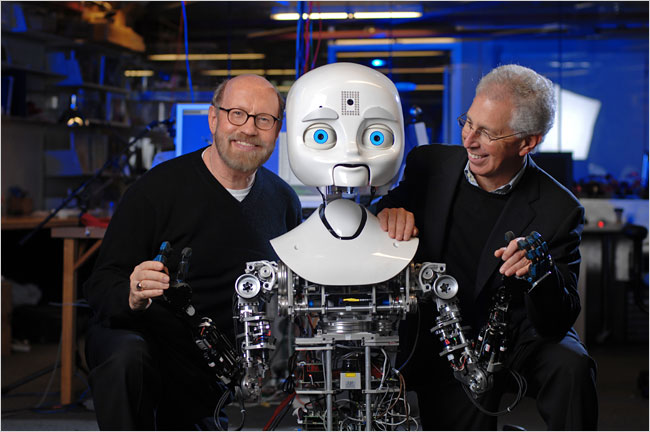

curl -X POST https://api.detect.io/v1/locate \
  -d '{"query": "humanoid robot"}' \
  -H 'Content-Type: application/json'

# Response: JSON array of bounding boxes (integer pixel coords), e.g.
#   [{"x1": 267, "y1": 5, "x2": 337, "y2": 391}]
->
[
  {"x1": 232, "y1": 63, "x2": 476, "y2": 431},
  {"x1": 182, "y1": 63, "x2": 538, "y2": 430}
]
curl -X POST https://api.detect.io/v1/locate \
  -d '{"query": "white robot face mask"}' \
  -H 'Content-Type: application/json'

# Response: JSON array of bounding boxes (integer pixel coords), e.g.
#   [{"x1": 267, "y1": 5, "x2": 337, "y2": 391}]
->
[{"x1": 285, "y1": 63, "x2": 405, "y2": 188}]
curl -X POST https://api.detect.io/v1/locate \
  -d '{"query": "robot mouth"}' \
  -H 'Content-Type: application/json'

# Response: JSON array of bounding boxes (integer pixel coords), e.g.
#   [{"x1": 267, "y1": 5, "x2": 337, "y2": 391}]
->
[{"x1": 332, "y1": 164, "x2": 370, "y2": 186}]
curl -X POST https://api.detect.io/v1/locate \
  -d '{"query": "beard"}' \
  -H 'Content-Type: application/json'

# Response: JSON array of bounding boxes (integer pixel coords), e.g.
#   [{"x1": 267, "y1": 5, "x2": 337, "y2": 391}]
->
[{"x1": 214, "y1": 132, "x2": 274, "y2": 173}]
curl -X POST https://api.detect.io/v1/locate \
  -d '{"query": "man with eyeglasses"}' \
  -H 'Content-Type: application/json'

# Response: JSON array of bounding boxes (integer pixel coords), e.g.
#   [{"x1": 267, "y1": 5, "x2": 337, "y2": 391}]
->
[
  {"x1": 377, "y1": 64, "x2": 597, "y2": 430},
  {"x1": 84, "y1": 74, "x2": 301, "y2": 430}
]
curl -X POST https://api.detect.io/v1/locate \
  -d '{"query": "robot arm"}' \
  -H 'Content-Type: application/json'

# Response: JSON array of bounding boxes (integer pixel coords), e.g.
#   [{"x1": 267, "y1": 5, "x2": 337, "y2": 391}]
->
[
  {"x1": 415, "y1": 262, "x2": 511, "y2": 396},
  {"x1": 234, "y1": 260, "x2": 280, "y2": 399},
  {"x1": 151, "y1": 242, "x2": 246, "y2": 395}
]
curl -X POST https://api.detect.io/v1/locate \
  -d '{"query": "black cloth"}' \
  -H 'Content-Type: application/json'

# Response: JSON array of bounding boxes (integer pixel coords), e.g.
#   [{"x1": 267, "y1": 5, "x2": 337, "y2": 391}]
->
[
  {"x1": 84, "y1": 147, "x2": 302, "y2": 430},
  {"x1": 442, "y1": 176, "x2": 510, "y2": 323},
  {"x1": 377, "y1": 144, "x2": 598, "y2": 430}
]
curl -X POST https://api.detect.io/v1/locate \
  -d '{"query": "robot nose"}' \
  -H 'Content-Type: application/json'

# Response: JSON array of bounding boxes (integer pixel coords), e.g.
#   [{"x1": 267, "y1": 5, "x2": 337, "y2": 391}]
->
[{"x1": 344, "y1": 139, "x2": 361, "y2": 155}]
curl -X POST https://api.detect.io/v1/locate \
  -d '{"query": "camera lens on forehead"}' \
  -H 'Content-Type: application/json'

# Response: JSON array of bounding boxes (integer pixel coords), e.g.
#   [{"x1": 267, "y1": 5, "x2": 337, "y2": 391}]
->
[{"x1": 347, "y1": 99, "x2": 354, "y2": 106}]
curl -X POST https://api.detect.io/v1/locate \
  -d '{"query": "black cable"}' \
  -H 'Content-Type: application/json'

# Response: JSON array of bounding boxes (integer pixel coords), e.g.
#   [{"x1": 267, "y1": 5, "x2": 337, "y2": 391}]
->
[
  {"x1": 461, "y1": 369, "x2": 528, "y2": 417},
  {"x1": 397, "y1": 306, "x2": 420, "y2": 372},
  {"x1": 282, "y1": 352, "x2": 297, "y2": 394},
  {"x1": 213, "y1": 388, "x2": 247, "y2": 431},
  {"x1": 213, "y1": 390, "x2": 230, "y2": 431}
]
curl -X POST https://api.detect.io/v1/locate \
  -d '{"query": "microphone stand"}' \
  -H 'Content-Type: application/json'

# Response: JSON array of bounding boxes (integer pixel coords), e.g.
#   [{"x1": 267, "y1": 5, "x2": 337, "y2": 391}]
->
[{"x1": 19, "y1": 119, "x2": 172, "y2": 246}]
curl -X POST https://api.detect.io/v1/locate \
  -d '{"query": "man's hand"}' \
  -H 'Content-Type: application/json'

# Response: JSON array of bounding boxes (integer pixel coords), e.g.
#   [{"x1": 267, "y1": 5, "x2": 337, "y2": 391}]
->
[
  {"x1": 377, "y1": 208, "x2": 419, "y2": 241},
  {"x1": 494, "y1": 237, "x2": 531, "y2": 278},
  {"x1": 129, "y1": 261, "x2": 170, "y2": 311}
]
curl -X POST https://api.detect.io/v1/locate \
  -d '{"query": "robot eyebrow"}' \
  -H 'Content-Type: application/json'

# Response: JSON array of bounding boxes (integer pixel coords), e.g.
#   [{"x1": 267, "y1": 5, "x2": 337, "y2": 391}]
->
[
  {"x1": 362, "y1": 106, "x2": 397, "y2": 121},
  {"x1": 302, "y1": 107, "x2": 339, "y2": 122}
]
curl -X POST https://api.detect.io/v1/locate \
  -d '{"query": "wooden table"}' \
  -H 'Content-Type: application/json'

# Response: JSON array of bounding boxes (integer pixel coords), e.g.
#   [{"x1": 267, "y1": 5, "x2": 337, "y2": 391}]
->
[
  {"x1": 50, "y1": 226, "x2": 106, "y2": 405},
  {"x1": 1, "y1": 215, "x2": 81, "y2": 230}
]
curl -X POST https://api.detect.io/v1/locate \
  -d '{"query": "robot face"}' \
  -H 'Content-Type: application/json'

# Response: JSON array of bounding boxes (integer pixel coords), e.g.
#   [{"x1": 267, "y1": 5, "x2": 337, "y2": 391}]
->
[{"x1": 286, "y1": 63, "x2": 405, "y2": 188}]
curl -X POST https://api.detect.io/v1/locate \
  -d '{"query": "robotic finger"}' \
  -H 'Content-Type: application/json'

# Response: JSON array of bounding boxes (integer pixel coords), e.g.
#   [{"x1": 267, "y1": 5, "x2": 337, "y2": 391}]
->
[{"x1": 514, "y1": 231, "x2": 553, "y2": 287}]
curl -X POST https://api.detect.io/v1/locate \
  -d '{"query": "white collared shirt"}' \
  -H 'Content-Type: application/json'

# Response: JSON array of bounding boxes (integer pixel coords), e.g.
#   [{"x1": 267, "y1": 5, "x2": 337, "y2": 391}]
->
[{"x1": 463, "y1": 156, "x2": 528, "y2": 195}]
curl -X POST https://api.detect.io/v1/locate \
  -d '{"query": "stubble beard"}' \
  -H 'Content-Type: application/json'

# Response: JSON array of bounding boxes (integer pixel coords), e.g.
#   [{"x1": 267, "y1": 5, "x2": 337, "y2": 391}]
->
[{"x1": 214, "y1": 132, "x2": 274, "y2": 173}]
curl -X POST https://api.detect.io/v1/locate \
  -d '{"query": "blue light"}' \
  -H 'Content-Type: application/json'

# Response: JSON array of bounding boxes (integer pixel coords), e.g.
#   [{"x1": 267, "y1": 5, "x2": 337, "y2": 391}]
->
[
  {"x1": 371, "y1": 58, "x2": 386, "y2": 67},
  {"x1": 395, "y1": 82, "x2": 417, "y2": 92}
]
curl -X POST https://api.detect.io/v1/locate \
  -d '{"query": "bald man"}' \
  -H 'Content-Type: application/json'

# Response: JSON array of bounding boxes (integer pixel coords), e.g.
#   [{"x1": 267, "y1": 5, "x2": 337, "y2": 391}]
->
[{"x1": 84, "y1": 75, "x2": 301, "y2": 430}]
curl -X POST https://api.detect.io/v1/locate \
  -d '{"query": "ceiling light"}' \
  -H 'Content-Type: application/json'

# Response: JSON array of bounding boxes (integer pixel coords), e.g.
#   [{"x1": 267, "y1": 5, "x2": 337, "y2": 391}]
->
[
  {"x1": 337, "y1": 51, "x2": 446, "y2": 58},
  {"x1": 270, "y1": 8, "x2": 422, "y2": 21},
  {"x1": 333, "y1": 38, "x2": 456, "y2": 46},
  {"x1": 124, "y1": 70, "x2": 154, "y2": 77},
  {"x1": 271, "y1": 12, "x2": 349, "y2": 20},
  {"x1": 413, "y1": 84, "x2": 445, "y2": 91},
  {"x1": 201, "y1": 69, "x2": 295, "y2": 76},
  {"x1": 148, "y1": 53, "x2": 265, "y2": 61},
  {"x1": 353, "y1": 11, "x2": 422, "y2": 19}
]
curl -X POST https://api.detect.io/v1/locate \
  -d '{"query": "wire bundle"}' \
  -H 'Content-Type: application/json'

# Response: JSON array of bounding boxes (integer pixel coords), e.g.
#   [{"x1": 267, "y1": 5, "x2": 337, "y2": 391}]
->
[{"x1": 295, "y1": 1, "x2": 324, "y2": 79}]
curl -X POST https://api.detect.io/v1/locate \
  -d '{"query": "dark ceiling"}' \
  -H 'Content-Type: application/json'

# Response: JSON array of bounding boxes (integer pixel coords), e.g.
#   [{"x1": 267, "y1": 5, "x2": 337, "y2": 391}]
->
[
  {"x1": 16, "y1": 1, "x2": 648, "y2": 93},
  {"x1": 132, "y1": 1, "x2": 649, "y2": 48},
  {"x1": 132, "y1": 1, "x2": 648, "y2": 85},
  {"x1": 19, "y1": 2, "x2": 650, "y2": 53}
]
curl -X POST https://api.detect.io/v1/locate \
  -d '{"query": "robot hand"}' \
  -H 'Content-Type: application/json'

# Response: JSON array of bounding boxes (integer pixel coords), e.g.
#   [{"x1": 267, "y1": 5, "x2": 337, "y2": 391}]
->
[
  {"x1": 517, "y1": 231, "x2": 553, "y2": 289},
  {"x1": 499, "y1": 231, "x2": 554, "y2": 291},
  {"x1": 164, "y1": 247, "x2": 195, "y2": 317},
  {"x1": 153, "y1": 242, "x2": 246, "y2": 395}
]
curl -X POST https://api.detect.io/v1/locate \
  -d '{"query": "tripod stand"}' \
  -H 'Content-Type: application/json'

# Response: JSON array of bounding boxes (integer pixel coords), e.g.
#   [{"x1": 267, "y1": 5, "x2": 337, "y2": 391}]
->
[{"x1": 19, "y1": 119, "x2": 174, "y2": 247}]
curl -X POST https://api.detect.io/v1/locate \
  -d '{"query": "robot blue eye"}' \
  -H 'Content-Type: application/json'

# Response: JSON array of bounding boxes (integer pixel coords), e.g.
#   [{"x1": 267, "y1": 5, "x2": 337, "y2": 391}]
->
[
  {"x1": 369, "y1": 131, "x2": 385, "y2": 146},
  {"x1": 362, "y1": 125, "x2": 394, "y2": 149},
  {"x1": 313, "y1": 129, "x2": 329, "y2": 144},
  {"x1": 304, "y1": 124, "x2": 336, "y2": 150}
]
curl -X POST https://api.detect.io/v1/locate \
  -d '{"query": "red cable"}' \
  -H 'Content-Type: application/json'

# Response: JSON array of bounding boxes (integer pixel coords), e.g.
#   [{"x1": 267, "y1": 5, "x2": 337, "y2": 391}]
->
[
  {"x1": 311, "y1": 2, "x2": 323, "y2": 70},
  {"x1": 302, "y1": 1, "x2": 313, "y2": 74},
  {"x1": 262, "y1": 392, "x2": 296, "y2": 431}
]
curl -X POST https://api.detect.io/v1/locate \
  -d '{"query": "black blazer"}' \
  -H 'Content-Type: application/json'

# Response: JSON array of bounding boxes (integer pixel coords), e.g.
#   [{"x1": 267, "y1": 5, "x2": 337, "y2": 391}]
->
[{"x1": 378, "y1": 144, "x2": 584, "y2": 346}]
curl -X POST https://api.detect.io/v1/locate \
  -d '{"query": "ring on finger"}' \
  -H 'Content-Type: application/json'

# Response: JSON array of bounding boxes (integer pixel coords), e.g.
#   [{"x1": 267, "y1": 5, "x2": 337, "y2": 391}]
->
[{"x1": 136, "y1": 281, "x2": 143, "y2": 291}]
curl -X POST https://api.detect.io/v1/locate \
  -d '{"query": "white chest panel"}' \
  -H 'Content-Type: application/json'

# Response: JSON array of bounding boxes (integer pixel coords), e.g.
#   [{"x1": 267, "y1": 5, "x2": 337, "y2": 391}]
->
[{"x1": 270, "y1": 199, "x2": 419, "y2": 285}]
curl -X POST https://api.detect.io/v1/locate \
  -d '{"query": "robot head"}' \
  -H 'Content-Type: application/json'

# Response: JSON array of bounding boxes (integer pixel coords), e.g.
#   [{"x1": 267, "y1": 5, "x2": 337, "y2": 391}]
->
[{"x1": 286, "y1": 63, "x2": 405, "y2": 188}]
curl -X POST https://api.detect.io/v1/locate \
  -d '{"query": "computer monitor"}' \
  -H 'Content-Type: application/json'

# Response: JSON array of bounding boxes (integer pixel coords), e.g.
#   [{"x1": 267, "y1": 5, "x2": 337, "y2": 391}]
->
[
  {"x1": 174, "y1": 103, "x2": 212, "y2": 158},
  {"x1": 531, "y1": 152, "x2": 574, "y2": 190}
]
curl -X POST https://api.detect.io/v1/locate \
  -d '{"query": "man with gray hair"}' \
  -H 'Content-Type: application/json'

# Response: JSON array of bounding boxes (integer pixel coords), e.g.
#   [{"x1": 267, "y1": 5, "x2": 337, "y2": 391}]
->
[{"x1": 377, "y1": 64, "x2": 597, "y2": 429}]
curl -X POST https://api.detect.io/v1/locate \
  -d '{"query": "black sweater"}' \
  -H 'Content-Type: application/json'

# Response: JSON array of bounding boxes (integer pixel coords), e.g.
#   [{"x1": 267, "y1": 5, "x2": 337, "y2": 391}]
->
[
  {"x1": 442, "y1": 177, "x2": 510, "y2": 327},
  {"x1": 84, "y1": 147, "x2": 302, "y2": 335}
]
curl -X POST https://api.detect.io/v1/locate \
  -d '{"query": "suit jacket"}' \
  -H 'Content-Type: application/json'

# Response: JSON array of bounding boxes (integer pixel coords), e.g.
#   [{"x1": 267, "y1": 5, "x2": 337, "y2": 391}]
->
[{"x1": 377, "y1": 144, "x2": 585, "y2": 351}]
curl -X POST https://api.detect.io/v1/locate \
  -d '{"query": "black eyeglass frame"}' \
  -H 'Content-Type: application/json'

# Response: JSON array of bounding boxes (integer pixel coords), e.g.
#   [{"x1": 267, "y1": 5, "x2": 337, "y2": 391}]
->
[
  {"x1": 457, "y1": 113, "x2": 527, "y2": 143},
  {"x1": 218, "y1": 106, "x2": 280, "y2": 131}
]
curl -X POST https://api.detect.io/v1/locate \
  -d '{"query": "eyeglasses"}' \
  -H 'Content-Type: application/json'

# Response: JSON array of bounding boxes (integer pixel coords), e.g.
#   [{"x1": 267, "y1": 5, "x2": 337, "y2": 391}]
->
[
  {"x1": 457, "y1": 113, "x2": 525, "y2": 144},
  {"x1": 218, "y1": 107, "x2": 279, "y2": 131}
]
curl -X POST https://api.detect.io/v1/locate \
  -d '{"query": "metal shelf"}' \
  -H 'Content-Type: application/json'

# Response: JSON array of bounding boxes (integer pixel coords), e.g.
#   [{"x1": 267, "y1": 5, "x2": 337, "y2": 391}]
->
[
  {"x1": 1, "y1": 62, "x2": 67, "y2": 80},
  {"x1": 56, "y1": 82, "x2": 130, "y2": 95}
]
